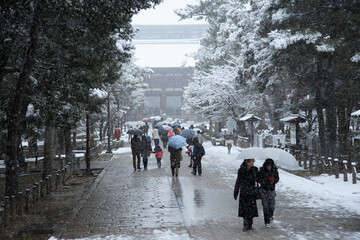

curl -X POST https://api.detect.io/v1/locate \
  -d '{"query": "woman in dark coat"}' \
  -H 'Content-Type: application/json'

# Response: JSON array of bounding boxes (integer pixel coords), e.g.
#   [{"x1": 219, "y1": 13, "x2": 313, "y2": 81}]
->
[{"x1": 234, "y1": 158, "x2": 259, "y2": 231}]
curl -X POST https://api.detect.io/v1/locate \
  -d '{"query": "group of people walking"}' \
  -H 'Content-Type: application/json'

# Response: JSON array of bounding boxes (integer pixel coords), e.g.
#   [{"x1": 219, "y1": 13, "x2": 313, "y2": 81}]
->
[
  {"x1": 130, "y1": 125, "x2": 206, "y2": 178},
  {"x1": 130, "y1": 121, "x2": 279, "y2": 233},
  {"x1": 234, "y1": 158, "x2": 279, "y2": 231},
  {"x1": 130, "y1": 130, "x2": 164, "y2": 170}
]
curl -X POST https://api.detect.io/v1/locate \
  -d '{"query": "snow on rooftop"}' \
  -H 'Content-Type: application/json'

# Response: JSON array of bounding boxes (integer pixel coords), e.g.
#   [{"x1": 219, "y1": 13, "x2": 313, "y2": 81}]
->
[
  {"x1": 280, "y1": 114, "x2": 306, "y2": 122},
  {"x1": 239, "y1": 114, "x2": 261, "y2": 121}
]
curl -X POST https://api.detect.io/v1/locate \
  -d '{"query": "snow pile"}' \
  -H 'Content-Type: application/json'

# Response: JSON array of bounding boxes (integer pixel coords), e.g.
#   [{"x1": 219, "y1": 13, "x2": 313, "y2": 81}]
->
[
  {"x1": 112, "y1": 147, "x2": 132, "y2": 155},
  {"x1": 237, "y1": 147, "x2": 303, "y2": 171},
  {"x1": 202, "y1": 142, "x2": 360, "y2": 215},
  {"x1": 310, "y1": 174, "x2": 360, "y2": 198},
  {"x1": 48, "y1": 229, "x2": 190, "y2": 240}
]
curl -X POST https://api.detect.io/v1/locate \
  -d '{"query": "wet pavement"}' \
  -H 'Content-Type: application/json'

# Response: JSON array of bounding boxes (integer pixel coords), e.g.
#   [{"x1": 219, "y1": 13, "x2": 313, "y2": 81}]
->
[{"x1": 57, "y1": 147, "x2": 360, "y2": 240}]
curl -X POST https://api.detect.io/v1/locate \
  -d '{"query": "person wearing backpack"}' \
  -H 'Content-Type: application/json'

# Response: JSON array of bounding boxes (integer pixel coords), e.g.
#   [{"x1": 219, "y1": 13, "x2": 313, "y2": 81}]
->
[{"x1": 191, "y1": 137, "x2": 205, "y2": 176}]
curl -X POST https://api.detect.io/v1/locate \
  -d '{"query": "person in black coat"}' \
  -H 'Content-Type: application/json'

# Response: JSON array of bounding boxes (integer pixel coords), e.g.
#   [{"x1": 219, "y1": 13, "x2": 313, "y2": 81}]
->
[
  {"x1": 141, "y1": 135, "x2": 152, "y2": 169},
  {"x1": 131, "y1": 135, "x2": 142, "y2": 170},
  {"x1": 168, "y1": 146, "x2": 182, "y2": 176},
  {"x1": 257, "y1": 158, "x2": 279, "y2": 227},
  {"x1": 234, "y1": 159, "x2": 259, "y2": 231},
  {"x1": 191, "y1": 137, "x2": 205, "y2": 176},
  {"x1": 161, "y1": 131, "x2": 168, "y2": 149}
]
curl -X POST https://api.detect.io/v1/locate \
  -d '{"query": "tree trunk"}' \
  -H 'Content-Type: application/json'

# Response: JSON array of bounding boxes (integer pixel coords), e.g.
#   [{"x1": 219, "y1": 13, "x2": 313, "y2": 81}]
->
[
  {"x1": 99, "y1": 119, "x2": 104, "y2": 142},
  {"x1": 337, "y1": 105, "x2": 352, "y2": 155},
  {"x1": 57, "y1": 128, "x2": 65, "y2": 155},
  {"x1": 5, "y1": 1, "x2": 42, "y2": 197},
  {"x1": 325, "y1": 106, "x2": 337, "y2": 157},
  {"x1": 64, "y1": 128, "x2": 74, "y2": 170},
  {"x1": 90, "y1": 117, "x2": 95, "y2": 149},
  {"x1": 315, "y1": 58, "x2": 327, "y2": 156},
  {"x1": 42, "y1": 119, "x2": 55, "y2": 180},
  {"x1": 28, "y1": 136, "x2": 38, "y2": 157},
  {"x1": 72, "y1": 131, "x2": 77, "y2": 149},
  {"x1": 316, "y1": 107, "x2": 326, "y2": 156},
  {"x1": 84, "y1": 112, "x2": 92, "y2": 174}
]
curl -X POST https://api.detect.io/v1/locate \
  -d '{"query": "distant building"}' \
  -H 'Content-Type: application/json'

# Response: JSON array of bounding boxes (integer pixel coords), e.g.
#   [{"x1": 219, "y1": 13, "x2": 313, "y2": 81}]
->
[{"x1": 127, "y1": 24, "x2": 208, "y2": 120}]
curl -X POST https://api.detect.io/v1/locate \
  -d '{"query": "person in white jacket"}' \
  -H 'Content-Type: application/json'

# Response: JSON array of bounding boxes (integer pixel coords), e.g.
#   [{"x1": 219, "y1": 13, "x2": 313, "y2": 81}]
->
[{"x1": 152, "y1": 129, "x2": 160, "y2": 147}]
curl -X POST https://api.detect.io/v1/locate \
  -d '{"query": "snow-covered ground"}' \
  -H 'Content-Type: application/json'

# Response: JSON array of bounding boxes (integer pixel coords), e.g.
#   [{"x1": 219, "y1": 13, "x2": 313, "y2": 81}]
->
[
  {"x1": 202, "y1": 142, "x2": 360, "y2": 215},
  {"x1": 113, "y1": 147, "x2": 132, "y2": 155}
]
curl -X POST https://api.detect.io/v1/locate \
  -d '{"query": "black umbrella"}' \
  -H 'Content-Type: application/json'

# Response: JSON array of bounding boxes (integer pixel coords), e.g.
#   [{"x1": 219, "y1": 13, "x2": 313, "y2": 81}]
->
[
  {"x1": 172, "y1": 124, "x2": 181, "y2": 129},
  {"x1": 153, "y1": 125, "x2": 166, "y2": 135},
  {"x1": 195, "y1": 126, "x2": 205, "y2": 133},
  {"x1": 127, "y1": 129, "x2": 143, "y2": 136}
]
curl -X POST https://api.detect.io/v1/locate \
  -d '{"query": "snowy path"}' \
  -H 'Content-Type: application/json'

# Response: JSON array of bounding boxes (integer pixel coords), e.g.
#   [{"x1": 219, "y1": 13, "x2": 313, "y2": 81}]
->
[
  {"x1": 202, "y1": 142, "x2": 360, "y2": 240},
  {"x1": 52, "y1": 142, "x2": 360, "y2": 240}
]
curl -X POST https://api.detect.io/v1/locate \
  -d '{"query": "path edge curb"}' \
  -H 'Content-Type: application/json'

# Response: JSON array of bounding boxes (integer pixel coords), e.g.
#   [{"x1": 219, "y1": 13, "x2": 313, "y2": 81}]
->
[{"x1": 55, "y1": 154, "x2": 116, "y2": 239}]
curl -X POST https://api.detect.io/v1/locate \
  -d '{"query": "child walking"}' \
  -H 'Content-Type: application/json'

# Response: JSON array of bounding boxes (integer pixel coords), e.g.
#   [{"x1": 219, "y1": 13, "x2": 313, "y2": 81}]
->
[{"x1": 154, "y1": 145, "x2": 163, "y2": 168}]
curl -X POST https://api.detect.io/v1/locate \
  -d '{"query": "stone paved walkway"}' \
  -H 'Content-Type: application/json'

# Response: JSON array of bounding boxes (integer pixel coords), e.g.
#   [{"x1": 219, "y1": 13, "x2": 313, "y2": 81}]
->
[{"x1": 57, "y1": 147, "x2": 360, "y2": 240}]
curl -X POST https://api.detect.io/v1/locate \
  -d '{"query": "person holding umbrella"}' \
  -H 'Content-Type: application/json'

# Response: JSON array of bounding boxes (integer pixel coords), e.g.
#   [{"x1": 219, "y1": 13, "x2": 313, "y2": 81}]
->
[
  {"x1": 168, "y1": 135, "x2": 187, "y2": 177},
  {"x1": 130, "y1": 135, "x2": 142, "y2": 170},
  {"x1": 258, "y1": 158, "x2": 279, "y2": 228},
  {"x1": 168, "y1": 146, "x2": 182, "y2": 177}
]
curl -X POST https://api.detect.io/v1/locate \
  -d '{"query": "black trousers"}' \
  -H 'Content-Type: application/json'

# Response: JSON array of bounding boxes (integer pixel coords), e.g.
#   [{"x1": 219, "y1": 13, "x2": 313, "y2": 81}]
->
[
  {"x1": 132, "y1": 152, "x2": 141, "y2": 169},
  {"x1": 193, "y1": 156, "x2": 202, "y2": 175}
]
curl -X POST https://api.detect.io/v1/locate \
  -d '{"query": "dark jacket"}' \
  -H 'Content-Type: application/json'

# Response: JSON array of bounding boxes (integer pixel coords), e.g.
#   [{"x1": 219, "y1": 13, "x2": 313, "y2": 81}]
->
[
  {"x1": 160, "y1": 131, "x2": 168, "y2": 141},
  {"x1": 234, "y1": 165, "x2": 259, "y2": 218},
  {"x1": 141, "y1": 137, "x2": 152, "y2": 156},
  {"x1": 258, "y1": 159, "x2": 279, "y2": 192},
  {"x1": 131, "y1": 136, "x2": 142, "y2": 153},
  {"x1": 168, "y1": 146, "x2": 182, "y2": 167},
  {"x1": 193, "y1": 142, "x2": 205, "y2": 159}
]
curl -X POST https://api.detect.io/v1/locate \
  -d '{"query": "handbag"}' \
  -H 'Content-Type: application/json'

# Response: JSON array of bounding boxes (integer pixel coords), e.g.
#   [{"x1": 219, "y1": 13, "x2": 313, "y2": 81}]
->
[{"x1": 253, "y1": 171, "x2": 262, "y2": 200}]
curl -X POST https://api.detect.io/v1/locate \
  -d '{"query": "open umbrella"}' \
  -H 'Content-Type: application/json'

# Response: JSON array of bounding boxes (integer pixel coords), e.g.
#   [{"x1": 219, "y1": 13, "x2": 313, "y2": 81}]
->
[
  {"x1": 180, "y1": 129, "x2": 195, "y2": 139},
  {"x1": 153, "y1": 125, "x2": 166, "y2": 135},
  {"x1": 237, "y1": 147, "x2": 302, "y2": 171},
  {"x1": 168, "y1": 135, "x2": 187, "y2": 149},
  {"x1": 172, "y1": 124, "x2": 181, "y2": 129},
  {"x1": 195, "y1": 126, "x2": 205, "y2": 133},
  {"x1": 127, "y1": 129, "x2": 143, "y2": 136},
  {"x1": 142, "y1": 117, "x2": 149, "y2": 121}
]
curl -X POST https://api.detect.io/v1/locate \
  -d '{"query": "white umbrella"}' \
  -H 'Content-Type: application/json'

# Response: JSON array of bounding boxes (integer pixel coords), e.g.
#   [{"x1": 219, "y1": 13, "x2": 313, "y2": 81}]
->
[{"x1": 237, "y1": 147, "x2": 303, "y2": 171}]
